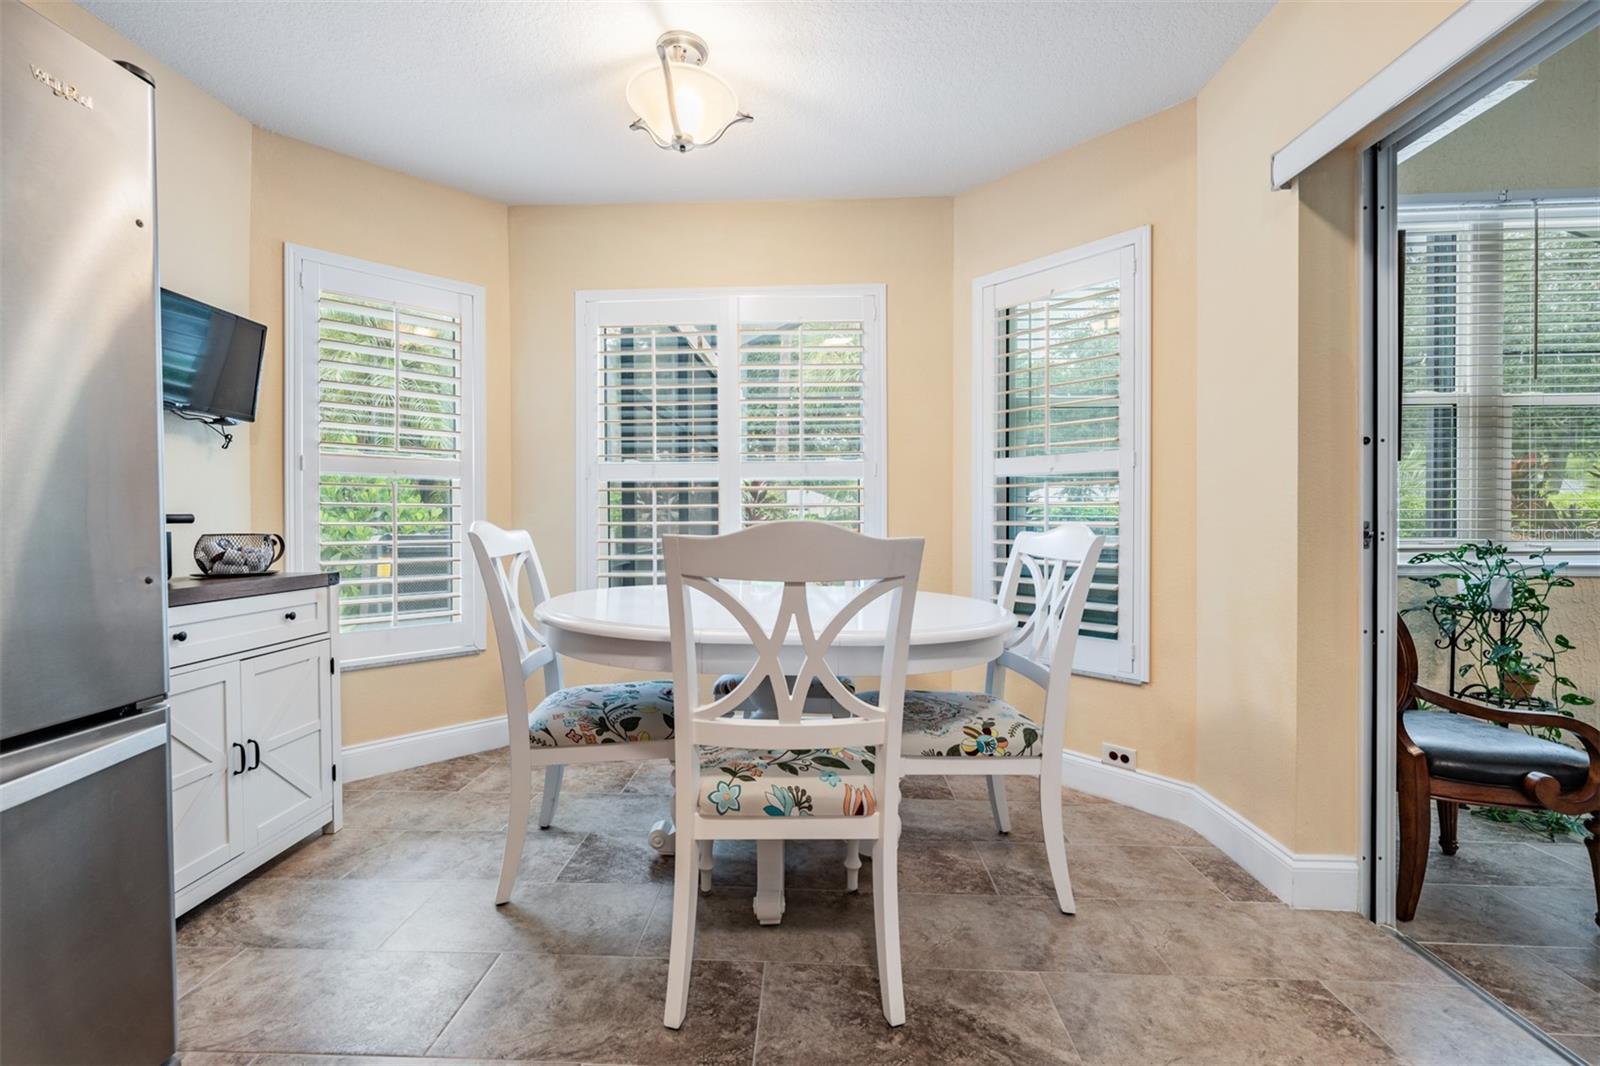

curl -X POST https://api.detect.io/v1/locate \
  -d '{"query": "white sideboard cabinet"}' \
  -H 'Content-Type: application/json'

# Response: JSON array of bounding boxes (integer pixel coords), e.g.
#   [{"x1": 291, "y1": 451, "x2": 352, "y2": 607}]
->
[{"x1": 166, "y1": 574, "x2": 342, "y2": 916}]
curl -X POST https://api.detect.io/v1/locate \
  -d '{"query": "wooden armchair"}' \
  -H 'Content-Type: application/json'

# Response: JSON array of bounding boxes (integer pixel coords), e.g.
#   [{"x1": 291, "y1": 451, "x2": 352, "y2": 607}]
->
[{"x1": 1396, "y1": 616, "x2": 1599, "y2": 926}]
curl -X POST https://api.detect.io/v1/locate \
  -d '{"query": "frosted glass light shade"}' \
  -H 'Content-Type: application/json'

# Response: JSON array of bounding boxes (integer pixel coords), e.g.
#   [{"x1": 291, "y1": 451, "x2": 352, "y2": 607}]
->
[{"x1": 626, "y1": 61, "x2": 742, "y2": 147}]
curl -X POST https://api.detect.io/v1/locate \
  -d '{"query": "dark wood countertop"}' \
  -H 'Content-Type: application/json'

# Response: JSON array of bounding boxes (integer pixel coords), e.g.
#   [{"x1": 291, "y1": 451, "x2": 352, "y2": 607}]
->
[{"x1": 168, "y1": 570, "x2": 339, "y2": 608}]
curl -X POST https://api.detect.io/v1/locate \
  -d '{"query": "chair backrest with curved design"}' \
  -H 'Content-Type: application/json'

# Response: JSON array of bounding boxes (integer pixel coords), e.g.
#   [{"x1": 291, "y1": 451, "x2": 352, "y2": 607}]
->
[
  {"x1": 989, "y1": 524, "x2": 1105, "y2": 752},
  {"x1": 468, "y1": 520, "x2": 562, "y2": 739},
  {"x1": 663, "y1": 521, "x2": 924, "y2": 760},
  {"x1": 1396, "y1": 615, "x2": 1421, "y2": 712}
]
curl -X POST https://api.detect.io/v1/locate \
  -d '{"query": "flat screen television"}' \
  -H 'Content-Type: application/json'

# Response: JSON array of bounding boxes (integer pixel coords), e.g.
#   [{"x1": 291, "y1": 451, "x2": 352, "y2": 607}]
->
[{"x1": 160, "y1": 288, "x2": 267, "y2": 423}]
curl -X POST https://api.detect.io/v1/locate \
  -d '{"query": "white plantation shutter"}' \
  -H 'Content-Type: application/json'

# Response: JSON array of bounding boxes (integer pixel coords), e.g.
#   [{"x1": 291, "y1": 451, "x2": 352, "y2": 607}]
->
[
  {"x1": 740, "y1": 479, "x2": 864, "y2": 528},
  {"x1": 316, "y1": 292, "x2": 465, "y2": 457},
  {"x1": 598, "y1": 319, "x2": 719, "y2": 463},
  {"x1": 1398, "y1": 198, "x2": 1600, "y2": 554},
  {"x1": 974, "y1": 230, "x2": 1149, "y2": 682},
  {"x1": 587, "y1": 297, "x2": 724, "y2": 587},
  {"x1": 596, "y1": 482, "x2": 720, "y2": 584},
  {"x1": 286, "y1": 248, "x2": 486, "y2": 666},
  {"x1": 579, "y1": 288, "x2": 884, "y2": 587},
  {"x1": 737, "y1": 294, "x2": 874, "y2": 535}
]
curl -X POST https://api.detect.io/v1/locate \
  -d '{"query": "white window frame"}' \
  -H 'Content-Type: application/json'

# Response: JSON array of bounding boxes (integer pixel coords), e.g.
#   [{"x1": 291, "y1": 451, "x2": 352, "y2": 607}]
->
[
  {"x1": 1395, "y1": 191, "x2": 1600, "y2": 574},
  {"x1": 283, "y1": 244, "x2": 487, "y2": 669},
  {"x1": 574, "y1": 284, "x2": 888, "y2": 588},
  {"x1": 970, "y1": 226, "x2": 1151, "y2": 683}
]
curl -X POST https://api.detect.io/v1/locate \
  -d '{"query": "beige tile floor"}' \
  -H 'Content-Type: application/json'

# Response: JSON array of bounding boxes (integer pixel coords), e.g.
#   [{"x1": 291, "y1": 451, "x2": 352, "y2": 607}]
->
[
  {"x1": 1395, "y1": 806, "x2": 1599, "y2": 1063},
  {"x1": 176, "y1": 752, "x2": 1570, "y2": 1066}
]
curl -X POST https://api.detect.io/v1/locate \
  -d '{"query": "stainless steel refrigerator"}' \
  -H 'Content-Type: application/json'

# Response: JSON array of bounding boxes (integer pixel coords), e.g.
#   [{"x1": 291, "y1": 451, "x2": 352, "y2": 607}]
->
[{"x1": 1, "y1": 2, "x2": 178, "y2": 1062}]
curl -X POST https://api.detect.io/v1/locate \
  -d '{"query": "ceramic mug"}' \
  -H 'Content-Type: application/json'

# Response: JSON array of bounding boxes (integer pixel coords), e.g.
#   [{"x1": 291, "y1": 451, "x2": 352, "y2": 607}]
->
[{"x1": 193, "y1": 533, "x2": 285, "y2": 576}]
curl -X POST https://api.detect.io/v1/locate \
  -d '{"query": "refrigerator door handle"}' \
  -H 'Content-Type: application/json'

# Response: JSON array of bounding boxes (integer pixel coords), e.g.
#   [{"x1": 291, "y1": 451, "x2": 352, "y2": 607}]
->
[{"x1": 0, "y1": 721, "x2": 167, "y2": 813}]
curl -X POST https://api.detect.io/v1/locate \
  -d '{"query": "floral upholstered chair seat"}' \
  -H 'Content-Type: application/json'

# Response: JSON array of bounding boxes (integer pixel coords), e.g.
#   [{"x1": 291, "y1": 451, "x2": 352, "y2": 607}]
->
[
  {"x1": 530, "y1": 681, "x2": 675, "y2": 748},
  {"x1": 698, "y1": 746, "x2": 878, "y2": 818},
  {"x1": 859, "y1": 689, "x2": 1042, "y2": 759}
]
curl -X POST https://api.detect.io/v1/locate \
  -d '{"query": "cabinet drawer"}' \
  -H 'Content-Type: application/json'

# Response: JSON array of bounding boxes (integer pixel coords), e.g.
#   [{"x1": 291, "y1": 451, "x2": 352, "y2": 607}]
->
[{"x1": 169, "y1": 588, "x2": 329, "y2": 667}]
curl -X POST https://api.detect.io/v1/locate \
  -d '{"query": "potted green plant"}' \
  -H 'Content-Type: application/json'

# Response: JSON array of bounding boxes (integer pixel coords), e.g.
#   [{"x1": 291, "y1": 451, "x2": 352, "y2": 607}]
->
[{"x1": 1405, "y1": 542, "x2": 1594, "y2": 838}]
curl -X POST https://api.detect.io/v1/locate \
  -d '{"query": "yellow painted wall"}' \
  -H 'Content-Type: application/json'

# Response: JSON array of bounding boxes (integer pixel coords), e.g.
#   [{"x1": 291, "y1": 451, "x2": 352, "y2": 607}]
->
[
  {"x1": 28, "y1": 1, "x2": 255, "y2": 540},
  {"x1": 1193, "y1": 1, "x2": 1464, "y2": 853},
  {"x1": 948, "y1": 102, "x2": 1200, "y2": 782},
  {"x1": 246, "y1": 130, "x2": 514, "y2": 745},
  {"x1": 506, "y1": 199, "x2": 956, "y2": 673}
]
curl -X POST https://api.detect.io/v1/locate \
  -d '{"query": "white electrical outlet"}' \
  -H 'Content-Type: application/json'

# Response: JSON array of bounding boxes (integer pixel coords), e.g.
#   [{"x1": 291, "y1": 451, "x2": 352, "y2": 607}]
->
[{"x1": 1101, "y1": 743, "x2": 1137, "y2": 770}]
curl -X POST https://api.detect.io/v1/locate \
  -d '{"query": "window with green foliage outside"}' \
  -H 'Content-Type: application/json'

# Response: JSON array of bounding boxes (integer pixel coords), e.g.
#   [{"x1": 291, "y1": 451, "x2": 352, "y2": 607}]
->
[
  {"x1": 287, "y1": 246, "x2": 485, "y2": 666},
  {"x1": 1398, "y1": 199, "x2": 1600, "y2": 554},
  {"x1": 584, "y1": 291, "x2": 884, "y2": 587}
]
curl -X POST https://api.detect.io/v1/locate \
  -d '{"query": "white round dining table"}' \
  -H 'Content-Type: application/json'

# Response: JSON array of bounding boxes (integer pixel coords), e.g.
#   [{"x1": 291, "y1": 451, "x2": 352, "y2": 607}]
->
[{"x1": 534, "y1": 583, "x2": 1016, "y2": 924}]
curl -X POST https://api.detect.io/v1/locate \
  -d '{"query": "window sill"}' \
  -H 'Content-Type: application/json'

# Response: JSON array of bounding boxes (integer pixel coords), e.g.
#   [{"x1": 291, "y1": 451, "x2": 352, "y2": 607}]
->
[
  {"x1": 1073, "y1": 665, "x2": 1149, "y2": 686},
  {"x1": 341, "y1": 644, "x2": 486, "y2": 672}
]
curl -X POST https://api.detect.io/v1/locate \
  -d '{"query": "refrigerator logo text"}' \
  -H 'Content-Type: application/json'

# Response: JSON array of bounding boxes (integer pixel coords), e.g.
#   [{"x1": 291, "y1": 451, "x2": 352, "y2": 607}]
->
[{"x1": 30, "y1": 65, "x2": 93, "y2": 110}]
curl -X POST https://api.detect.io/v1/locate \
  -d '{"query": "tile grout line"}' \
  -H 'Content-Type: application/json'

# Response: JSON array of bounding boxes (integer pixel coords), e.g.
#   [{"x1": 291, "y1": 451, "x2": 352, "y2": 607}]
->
[
  {"x1": 455, "y1": 760, "x2": 502, "y2": 794},
  {"x1": 1105, "y1": 898, "x2": 1177, "y2": 977},
  {"x1": 422, "y1": 949, "x2": 503, "y2": 1057},
  {"x1": 1314, "y1": 976, "x2": 1410, "y2": 1062},
  {"x1": 549, "y1": 830, "x2": 598, "y2": 885},
  {"x1": 1168, "y1": 843, "x2": 1235, "y2": 902},
  {"x1": 1029, "y1": 968, "x2": 1085, "y2": 1063},
  {"x1": 371, "y1": 876, "x2": 455, "y2": 951},
  {"x1": 750, "y1": 960, "x2": 768, "y2": 1066},
  {"x1": 175, "y1": 946, "x2": 247, "y2": 1005},
  {"x1": 969, "y1": 836, "x2": 1002, "y2": 896},
  {"x1": 631, "y1": 882, "x2": 666, "y2": 957}
]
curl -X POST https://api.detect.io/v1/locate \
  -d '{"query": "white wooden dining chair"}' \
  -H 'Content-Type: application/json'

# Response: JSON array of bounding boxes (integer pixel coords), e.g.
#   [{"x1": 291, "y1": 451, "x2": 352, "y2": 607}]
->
[
  {"x1": 863, "y1": 524, "x2": 1103, "y2": 915},
  {"x1": 469, "y1": 520, "x2": 675, "y2": 905},
  {"x1": 661, "y1": 521, "x2": 923, "y2": 1030}
]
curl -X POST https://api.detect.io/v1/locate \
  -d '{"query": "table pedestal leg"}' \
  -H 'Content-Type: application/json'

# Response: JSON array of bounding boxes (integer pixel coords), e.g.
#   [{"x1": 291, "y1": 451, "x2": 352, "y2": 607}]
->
[
  {"x1": 754, "y1": 839, "x2": 786, "y2": 925},
  {"x1": 648, "y1": 817, "x2": 676, "y2": 856}
]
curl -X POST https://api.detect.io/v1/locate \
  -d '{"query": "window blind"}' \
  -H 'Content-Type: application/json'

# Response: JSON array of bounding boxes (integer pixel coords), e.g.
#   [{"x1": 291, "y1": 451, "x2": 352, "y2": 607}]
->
[
  {"x1": 741, "y1": 478, "x2": 864, "y2": 530},
  {"x1": 287, "y1": 248, "x2": 485, "y2": 666},
  {"x1": 581, "y1": 289, "x2": 884, "y2": 588},
  {"x1": 317, "y1": 292, "x2": 464, "y2": 458},
  {"x1": 598, "y1": 322, "x2": 718, "y2": 462},
  {"x1": 992, "y1": 287, "x2": 1123, "y2": 644},
  {"x1": 596, "y1": 481, "x2": 719, "y2": 586},
  {"x1": 739, "y1": 320, "x2": 866, "y2": 461},
  {"x1": 975, "y1": 232, "x2": 1146, "y2": 682},
  {"x1": 319, "y1": 475, "x2": 462, "y2": 630},
  {"x1": 992, "y1": 474, "x2": 1121, "y2": 640},
  {"x1": 1398, "y1": 198, "x2": 1600, "y2": 551}
]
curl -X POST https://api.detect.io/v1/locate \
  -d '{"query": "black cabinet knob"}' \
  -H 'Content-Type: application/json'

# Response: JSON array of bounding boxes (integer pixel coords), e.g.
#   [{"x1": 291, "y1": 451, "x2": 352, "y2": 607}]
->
[
  {"x1": 284, "y1": 611, "x2": 297, "y2": 621},
  {"x1": 172, "y1": 630, "x2": 188, "y2": 642}
]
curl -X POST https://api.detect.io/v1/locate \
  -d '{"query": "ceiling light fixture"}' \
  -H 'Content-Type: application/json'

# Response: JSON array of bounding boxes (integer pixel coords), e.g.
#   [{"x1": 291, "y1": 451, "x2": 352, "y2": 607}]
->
[{"x1": 626, "y1": 31, "x2": 752, "y2": 153}]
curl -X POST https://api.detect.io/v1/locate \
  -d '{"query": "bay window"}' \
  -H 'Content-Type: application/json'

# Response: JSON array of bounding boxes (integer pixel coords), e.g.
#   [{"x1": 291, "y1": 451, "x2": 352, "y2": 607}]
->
[{"x1": 577, "y1": 287, "x2": 886, "y2": 587}]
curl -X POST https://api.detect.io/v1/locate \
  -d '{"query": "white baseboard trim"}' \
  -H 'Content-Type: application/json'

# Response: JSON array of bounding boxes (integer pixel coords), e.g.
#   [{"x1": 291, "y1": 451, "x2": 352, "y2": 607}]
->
[
  {"x1": 1060, "y1": 751, "x2": 1361, "y2": 911},
  {"x1": 343, "y1": 715, "x2": 507, "y2": 781}
]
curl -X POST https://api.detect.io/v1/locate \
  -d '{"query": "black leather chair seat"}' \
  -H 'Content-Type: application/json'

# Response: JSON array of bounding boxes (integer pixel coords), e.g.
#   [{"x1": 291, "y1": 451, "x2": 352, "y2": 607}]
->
[
  {"x1": 1404, "y1": 710, "x2": 1590, "y2": 791},
  {"x1": 713, "y1": 673, "x2": 855, "y2": 716}
]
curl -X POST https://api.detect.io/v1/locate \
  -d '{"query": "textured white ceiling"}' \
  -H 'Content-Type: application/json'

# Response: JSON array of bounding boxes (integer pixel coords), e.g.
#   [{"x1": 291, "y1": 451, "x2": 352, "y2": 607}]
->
[{"x1": 83, "y1": 0, "x2": 1272, "y2": 205}]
